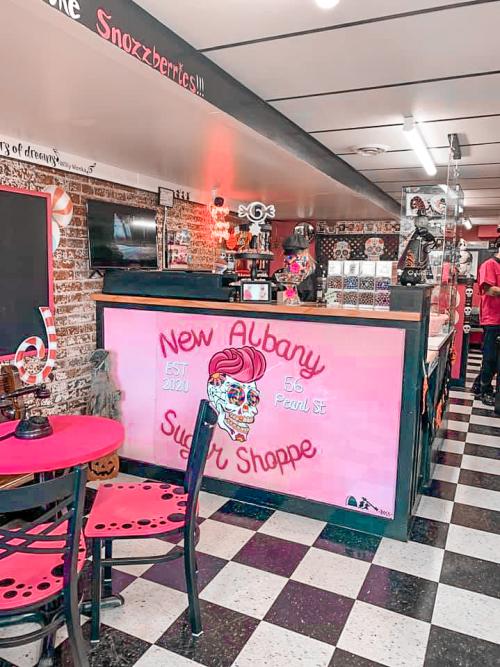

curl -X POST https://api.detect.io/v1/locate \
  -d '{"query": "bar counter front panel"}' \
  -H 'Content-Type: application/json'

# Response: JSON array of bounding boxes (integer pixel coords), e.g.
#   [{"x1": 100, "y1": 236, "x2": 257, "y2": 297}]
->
[{"x1": 94, "y1": 295, "x2": 426, "y2": 540}]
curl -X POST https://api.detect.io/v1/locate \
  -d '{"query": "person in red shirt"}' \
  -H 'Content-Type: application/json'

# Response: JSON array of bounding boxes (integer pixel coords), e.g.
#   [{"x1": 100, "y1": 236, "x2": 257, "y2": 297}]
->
[{"x1": 476, "y1": 238, "x2": 500, "y2": 405}]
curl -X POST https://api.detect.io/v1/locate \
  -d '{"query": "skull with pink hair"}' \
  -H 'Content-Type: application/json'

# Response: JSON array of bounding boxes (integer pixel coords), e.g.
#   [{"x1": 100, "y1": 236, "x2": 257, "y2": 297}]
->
[{"x1": 207, "y1": 347, "x2": 266, "y2": 442}]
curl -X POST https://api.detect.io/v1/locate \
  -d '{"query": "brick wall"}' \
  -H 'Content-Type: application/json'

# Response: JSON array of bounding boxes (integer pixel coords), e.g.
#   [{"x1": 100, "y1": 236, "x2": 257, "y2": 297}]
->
[{"x1": 0, "y1": 157, "x2": 217, "y2": 415}]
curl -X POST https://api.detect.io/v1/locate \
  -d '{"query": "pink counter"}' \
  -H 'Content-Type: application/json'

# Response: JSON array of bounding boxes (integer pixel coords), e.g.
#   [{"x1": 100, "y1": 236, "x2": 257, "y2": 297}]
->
[{"x1": 94, "y1": 294, "x2": 427, "y2": 540}]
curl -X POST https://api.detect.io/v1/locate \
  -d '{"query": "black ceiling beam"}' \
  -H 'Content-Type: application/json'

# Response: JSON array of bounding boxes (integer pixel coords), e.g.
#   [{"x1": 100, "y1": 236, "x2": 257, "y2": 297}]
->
[{"x1": 43, "y1": 0, "x2": 399, "y2": 216}]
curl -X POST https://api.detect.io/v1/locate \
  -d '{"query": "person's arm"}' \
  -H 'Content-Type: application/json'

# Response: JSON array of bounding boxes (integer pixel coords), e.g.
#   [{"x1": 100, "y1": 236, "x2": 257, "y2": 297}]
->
[{"x1": 478, "y1": 259, "x2": 500, "y2": 296}]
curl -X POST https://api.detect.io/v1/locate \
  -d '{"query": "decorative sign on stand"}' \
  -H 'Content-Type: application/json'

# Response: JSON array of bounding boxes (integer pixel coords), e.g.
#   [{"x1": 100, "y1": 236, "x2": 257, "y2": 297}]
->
[{"x1": 104, "y1": 307, "x2": 406, "y2": 519}]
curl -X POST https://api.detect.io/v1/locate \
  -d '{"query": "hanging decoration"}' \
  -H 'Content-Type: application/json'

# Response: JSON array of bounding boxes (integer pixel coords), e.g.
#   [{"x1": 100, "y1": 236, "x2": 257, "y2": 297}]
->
[
  {"x1": 210, "y1": 203, "x2": 230, "y2": 241},
  {"x1": 14, "y1": 307, "x2": 57, "y2": 385},
  {"x1": 43, "y1": 185, "x2": 74, "y2": 252}
]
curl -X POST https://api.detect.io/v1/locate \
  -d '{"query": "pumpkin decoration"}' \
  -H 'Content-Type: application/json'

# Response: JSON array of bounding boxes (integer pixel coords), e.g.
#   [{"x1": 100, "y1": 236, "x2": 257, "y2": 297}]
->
[{"x1": 87, "y1": 453, "x2": 120, "y2": 482}]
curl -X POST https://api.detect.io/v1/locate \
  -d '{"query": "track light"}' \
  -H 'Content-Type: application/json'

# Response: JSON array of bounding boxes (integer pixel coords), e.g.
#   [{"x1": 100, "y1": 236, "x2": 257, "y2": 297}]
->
[
  {"x1": 403, "y1": 117, "x2": 437, "y2": 177},
  {"x1": 463, "y1": 218, "x2": 472, "y2": 231}
]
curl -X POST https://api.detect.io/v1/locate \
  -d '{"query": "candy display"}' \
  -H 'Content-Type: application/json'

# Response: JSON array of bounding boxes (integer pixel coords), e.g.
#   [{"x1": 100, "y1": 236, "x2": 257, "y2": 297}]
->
[{"x1": 326, "y1": 260, "x2": 394, "y2": 311}]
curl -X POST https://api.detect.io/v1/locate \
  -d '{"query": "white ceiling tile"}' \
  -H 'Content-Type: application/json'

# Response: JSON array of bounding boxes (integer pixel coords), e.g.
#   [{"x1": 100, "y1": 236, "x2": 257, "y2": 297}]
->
[
  {"x1": 207, "y1": 5, "x2": 500, "y2": 100},
  {"x1": 272, "y1": 75, "x2": 500, "y2": 133},
  {"x1": 315, "y1": 116, "x2": 500, "y2": 154},
  {"x1": 134, "y1": 0, "x2": 468, "y2": 50}
]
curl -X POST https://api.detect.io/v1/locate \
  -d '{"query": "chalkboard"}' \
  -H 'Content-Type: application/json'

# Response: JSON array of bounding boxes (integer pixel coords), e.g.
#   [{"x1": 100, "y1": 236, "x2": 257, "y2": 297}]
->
[{"x1": 0, "y1": 187, "x2": 52, "y2": 359}]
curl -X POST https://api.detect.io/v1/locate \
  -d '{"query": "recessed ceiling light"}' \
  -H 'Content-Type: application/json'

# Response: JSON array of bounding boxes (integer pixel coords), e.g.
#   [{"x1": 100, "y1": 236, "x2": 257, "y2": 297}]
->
[
  {"x1": 353, "y1": 144, "x2": 389, "y2": 157},
  {"x1": 316, "y1": 0, "x2": 340, "y2": 9}
]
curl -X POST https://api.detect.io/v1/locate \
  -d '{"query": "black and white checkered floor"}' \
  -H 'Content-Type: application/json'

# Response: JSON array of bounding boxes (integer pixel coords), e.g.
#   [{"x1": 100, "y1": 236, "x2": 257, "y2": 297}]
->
[{"x1": 1, "y1": 350, "x2": 499, "y2": 667}]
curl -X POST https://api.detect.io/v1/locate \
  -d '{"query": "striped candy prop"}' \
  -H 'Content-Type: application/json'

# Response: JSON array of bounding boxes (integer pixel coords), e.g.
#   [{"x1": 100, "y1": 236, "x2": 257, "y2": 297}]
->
[
  {"x1": 44, "y1": 185, "x2": 73, "y2": 228},
  {"x1": 14, "y1": 307, "x2": 57, "y2": 385}
]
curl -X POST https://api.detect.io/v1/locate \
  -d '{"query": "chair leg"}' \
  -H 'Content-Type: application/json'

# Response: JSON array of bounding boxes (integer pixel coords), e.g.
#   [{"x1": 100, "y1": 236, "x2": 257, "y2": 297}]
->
[
  {"x1": 65, "y1": 563, "x2": 89, "y2": 667},
  {"x1": 184, "y1": 531, "x2": 202, "y2": 636},
  {"x1": 90, "y1": 538, "x2": 102, "y2": 645},
  {"x1": 38, "y1": 629, "x2": 55, "y2": 666},
  {"x1": 103, "y1": 539, "x2": 113, "y2": 598}
]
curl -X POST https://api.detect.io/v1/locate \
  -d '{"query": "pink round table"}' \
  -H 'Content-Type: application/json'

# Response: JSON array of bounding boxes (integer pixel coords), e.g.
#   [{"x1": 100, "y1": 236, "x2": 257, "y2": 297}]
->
[{"x1": 0, "y1": 415, "x2": 124, "y2": 474}]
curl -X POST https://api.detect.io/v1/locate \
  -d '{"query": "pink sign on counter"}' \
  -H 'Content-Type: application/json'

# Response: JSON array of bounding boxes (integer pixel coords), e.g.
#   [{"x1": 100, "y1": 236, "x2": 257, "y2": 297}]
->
[{"x1": 104, "y1": 308, "x2": 406, "y2": 519}]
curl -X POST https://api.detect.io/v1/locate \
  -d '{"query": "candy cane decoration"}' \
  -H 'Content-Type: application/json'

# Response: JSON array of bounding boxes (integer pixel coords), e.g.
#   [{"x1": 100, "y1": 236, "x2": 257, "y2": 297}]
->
[{"x1": 14, "y1": 307, "x2": 57, "y2": 385}]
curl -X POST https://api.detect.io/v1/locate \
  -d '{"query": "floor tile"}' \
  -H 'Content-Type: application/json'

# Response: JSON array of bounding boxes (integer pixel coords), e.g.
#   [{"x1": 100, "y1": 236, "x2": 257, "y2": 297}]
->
[
  {"x1": 466, "y1": 432, "x2": 499, "y2": 448},
  {"x1": 472, "y1": 400, "x2": 494, "y2": 412},
  {"x1": 314, "y1": 524, "x2": 381, "y2": 562},
  {"x1": 441, "y1": 439, "x2": 465, "y2": 454},
  {"x1": 468, "y1": 422, "x2": 500, "y2": 437},
  {"x1": 446, "y1": 401, "x2": 472, "y2": 412},
  {"x1": 462, "y1": 453, "x2": 500, "y2": 474},
  {"x1": 358, "y1": 564, "x2": 437, "y2": 622},
  {"x1": 330, "y1": 648, "x2": 384, "y2": 666},
  {"x1": 441, "y1": 429, "x2": 467, "y2": 442},
  {"x1": 233, "y1": 532, "x2": 308, "y2": 577},
  {"x1": 432, "y1": 464, "x2": 460, "y2": 484},
  {"x1": 111, "y1": 538, "x2": 175, "y2": 576},
  {"x1": 450, "y1": 390, "x2": 474, "y2": 400},
  {"x1": 424, "y1": 625, "x2": 500, "y2": 666},
  {"x1": 265, "y1": 579, "x2": 353, "y2": 645},
  {"x1": 197, "y1": 491, "x2": 229, "y2": 518},
  {"x1": 258, "y1": 510, "x2": 326, "y2": 546},
  {"x1": 0, "y1": 622, "x2": 44, "y2": 667},
  {"x1": 415, "y1": 496, "x2": 454, "y2": 523},
  {"x1": 446, "y1": 419, "x2": 469, "y2": 432},
  {"x1": 432, "y1": 583, "x2": 500, "y2": 644},
  {"x1": 446, "y1": 523, "x2": 500, "y2": 564},
  {"x1": 455, "y1": 484, "x2": 500, "y2": 511},
  {"x1": 471, "y1": 406, "x2": 497, "y2": 417},
  {"x1": 291, "y1": 547, "x2": 370, "y2": 599},
  {"x1": 459, "y1": 468, "x2": 500, "y2": 492},
  {"x1": 134, "y1": 645, "x2": 203, "y2": 667},
  {"x1": 408, "y1": 517, "x2": 449, "y2": 549},
  {"x1": 440, "y1": 550, "x2": 500, "y2": 599},
  {"x1": 55, "y1": 623, "x2": 150, "y2": 667},
  {"x1": 101, "y1": 578, "x2": 187, "y2": 643},
  {"x1": 233, "y1": 620, "x2": 334, "y2": 667},
  {"x1": 435, "y1": 451, "x2": 462, "y2": 467},
  {"x1": 451, "y1": 502, "x2": 500, "y2": 534},
  {"x1": 464, "y1": 442, "x2": 500, "y2": 460},
  {"x1": 444, "y1": 411, "x2": 470, "y2": 423},
  {"x1": 210, "y1": 499, "x2": 274, "y2": 530},
  {"x1": 195, "y1": 518, "x2": 254, "y2": 560},
  {"x1": 200, "y1": 561, "x2": 287, "y2": 619},
  {"x1": 469, "y1": 413, "x2": 500, "y2": 427},
  {"x1": 143, "y1": 549, "x2": 227, "y2": 592},
  {"x1": 157, "y1": 599, "x2": 259, "y2": 667},
  {"x1": 420, "y1": 479, "x2": 456, "y2": 502},
  {"x1": 337, "y1": 601, "x2": 430, "y2": 667},
  {"x1": 373, "y1": 537, "x2": 444, "y2": 582}
]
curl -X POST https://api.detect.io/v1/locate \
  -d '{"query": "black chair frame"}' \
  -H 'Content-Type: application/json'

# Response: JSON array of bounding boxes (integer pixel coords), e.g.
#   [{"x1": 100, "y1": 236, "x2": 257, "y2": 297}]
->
[
  {"x1": 0, "y1": 466, "x2": 88, "y2": 666},
  {"x1": 90, "y1": 399, "x2": 217, "y2": 643}
]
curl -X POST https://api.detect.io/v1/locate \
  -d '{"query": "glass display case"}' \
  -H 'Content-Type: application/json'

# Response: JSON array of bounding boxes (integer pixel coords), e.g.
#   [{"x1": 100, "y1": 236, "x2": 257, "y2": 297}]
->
[{"x1": 399, "y1": 183, "x2": 463, "y2": 336}]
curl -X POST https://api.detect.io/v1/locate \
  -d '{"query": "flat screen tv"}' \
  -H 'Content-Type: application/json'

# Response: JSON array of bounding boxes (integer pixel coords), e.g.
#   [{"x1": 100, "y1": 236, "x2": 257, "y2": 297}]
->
[{"x1": 87, "y1": 200, "x2": 158, "y2": 269}]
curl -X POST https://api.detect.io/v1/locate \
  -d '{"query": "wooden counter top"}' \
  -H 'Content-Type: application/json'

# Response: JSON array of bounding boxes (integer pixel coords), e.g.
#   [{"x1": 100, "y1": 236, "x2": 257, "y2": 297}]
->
[{"x1": 92, "y1": 293, "x2": 421, "y2": 322}]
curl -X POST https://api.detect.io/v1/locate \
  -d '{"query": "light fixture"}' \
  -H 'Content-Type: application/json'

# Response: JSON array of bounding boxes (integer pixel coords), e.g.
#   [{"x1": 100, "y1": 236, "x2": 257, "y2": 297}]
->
[
  {"x1": 463, "y1": 218, "x2": 472, "y2": 231},
  {"x1": 316, "y1": 0, "x2": 340, "y2": 9},
  {"x1": 403, "y1": 117, "x2": 437, "y2": 177}
]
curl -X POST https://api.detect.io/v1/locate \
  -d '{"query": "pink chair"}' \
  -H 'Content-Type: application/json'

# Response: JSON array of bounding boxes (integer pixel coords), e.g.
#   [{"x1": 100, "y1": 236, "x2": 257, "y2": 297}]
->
[
  {"x1": 85, "y1": 400, "x2": 217, "y2": 642},
  {"x1": 0, "y1": 466, "x2": 88, "y2": 666}
]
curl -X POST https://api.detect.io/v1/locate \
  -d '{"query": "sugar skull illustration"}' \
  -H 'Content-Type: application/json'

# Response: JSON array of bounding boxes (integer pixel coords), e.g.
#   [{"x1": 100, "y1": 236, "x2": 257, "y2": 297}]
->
[
  {"x1": 365, "y1": 237, "x2": 385, "y2": 261},
  {"x1": 207, "y1": 347, "x2": 267, "y2": 442},
  {"x1": 333, "y1": 240, "x2": 351, "y2": 260}
]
